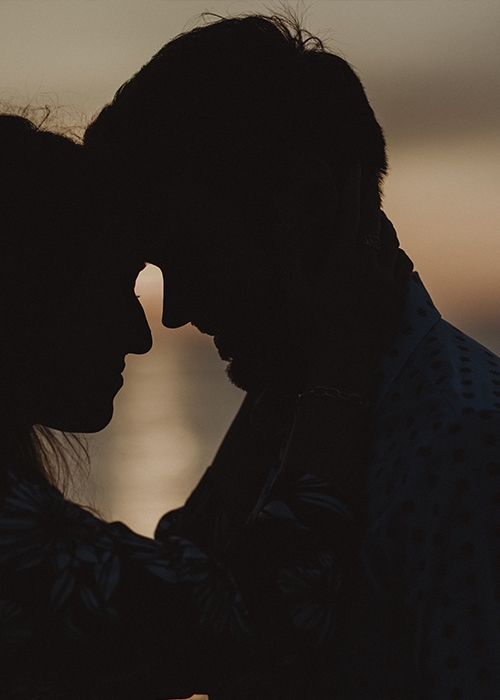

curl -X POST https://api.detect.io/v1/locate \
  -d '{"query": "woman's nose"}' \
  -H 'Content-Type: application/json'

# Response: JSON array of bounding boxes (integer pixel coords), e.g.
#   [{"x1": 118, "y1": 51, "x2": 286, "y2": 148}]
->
[
  {"x1": 129, "y1": 298, "x2": 153, "y2": 354},
  {"x1": 161, "y1": 279, "x2": 191, "y2": 328}
]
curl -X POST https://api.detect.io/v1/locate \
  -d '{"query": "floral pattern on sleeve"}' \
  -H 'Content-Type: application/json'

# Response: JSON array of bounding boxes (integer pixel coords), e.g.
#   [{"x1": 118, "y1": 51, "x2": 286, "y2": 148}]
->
[{"x1": 0, "y1": 463, "x2": 357, "y2": 699}]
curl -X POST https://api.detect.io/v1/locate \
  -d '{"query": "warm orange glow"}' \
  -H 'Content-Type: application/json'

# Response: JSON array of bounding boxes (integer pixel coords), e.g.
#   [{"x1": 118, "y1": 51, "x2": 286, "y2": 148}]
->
[
  {"x1": 87, "y1": 265, "x2": 242, "y2": 536},
  {"x1": 384, "y1": 136, "x2": 500, "y2": 325}
]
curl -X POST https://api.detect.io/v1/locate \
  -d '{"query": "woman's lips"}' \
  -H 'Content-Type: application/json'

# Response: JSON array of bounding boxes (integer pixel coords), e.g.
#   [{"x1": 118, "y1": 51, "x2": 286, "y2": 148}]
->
[{"x1": 110, "y1": 363, "x2": 126, "y2": 391}]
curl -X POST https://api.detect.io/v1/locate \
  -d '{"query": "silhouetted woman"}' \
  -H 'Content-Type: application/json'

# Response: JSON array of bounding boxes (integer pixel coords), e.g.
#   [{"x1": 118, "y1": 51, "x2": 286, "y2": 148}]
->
[{"x1": 0, "y1": 114, "x2": 406, "y2": 700}]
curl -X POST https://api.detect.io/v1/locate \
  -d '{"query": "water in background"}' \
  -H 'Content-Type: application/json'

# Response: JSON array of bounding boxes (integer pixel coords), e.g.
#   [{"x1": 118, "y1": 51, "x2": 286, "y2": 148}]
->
[{"x1": 77, "y1": 265, "x2": 243, "y2": 536}]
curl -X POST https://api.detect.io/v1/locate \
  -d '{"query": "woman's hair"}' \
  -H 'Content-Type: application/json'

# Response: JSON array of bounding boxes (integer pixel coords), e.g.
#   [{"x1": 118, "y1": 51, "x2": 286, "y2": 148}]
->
[
  {"x1": 0, "y1": 114, "x2": 88, "y2": 490},
  {"x1": 21, "y1": 426, "x2": 88, "y2": 494}
]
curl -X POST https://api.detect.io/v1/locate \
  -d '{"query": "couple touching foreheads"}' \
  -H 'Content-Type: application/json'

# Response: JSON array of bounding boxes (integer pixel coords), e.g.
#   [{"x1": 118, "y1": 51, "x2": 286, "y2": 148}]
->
[{"x1": 2, "y1": 12, "x2": 500, "y2": 700}]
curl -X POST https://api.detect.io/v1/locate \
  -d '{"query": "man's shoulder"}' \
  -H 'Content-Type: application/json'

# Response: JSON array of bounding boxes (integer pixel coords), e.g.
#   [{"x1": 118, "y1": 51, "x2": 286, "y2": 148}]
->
[
  {"x1": 374, "y1": 273, "x2": 500, "y2": 417},
  {"x1": 369, "y1": 319, "x2": 500, "y2": 519},
  {"x1": 379, "y1": 317, "x2": 500, "y2": 419},
  {"x1": 411, "y1": 318, "x2": 500, "y2": 414}
]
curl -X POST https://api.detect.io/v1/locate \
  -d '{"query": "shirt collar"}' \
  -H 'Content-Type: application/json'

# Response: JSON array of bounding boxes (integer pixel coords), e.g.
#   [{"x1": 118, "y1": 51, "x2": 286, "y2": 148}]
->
[{"x1": 373, "y1": 272, "x2": 441, "y2": 409}]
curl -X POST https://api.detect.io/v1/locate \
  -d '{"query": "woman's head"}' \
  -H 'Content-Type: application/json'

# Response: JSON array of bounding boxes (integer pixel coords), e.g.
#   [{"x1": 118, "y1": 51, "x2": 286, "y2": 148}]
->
[{"x1": 0, "y1": 115, "x2": 151, "y2": 443}]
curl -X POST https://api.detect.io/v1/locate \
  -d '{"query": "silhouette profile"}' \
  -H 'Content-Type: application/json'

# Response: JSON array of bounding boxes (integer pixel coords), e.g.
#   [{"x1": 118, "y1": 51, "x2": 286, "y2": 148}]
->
[{"x1": 85, "y1": 12, "x2": 500, "y2": 699}]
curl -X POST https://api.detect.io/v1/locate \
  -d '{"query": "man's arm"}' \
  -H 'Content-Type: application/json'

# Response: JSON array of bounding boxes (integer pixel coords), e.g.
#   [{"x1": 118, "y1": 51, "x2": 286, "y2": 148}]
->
[{"x1": 156, "y1": 392, "x2": 280, "y2": 553}]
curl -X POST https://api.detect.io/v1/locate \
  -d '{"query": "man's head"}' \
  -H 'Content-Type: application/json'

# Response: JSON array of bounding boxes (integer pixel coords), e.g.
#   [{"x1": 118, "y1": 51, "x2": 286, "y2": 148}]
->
[{"x1": 85, "y1": 13, "x2": 388, "y2": 392}]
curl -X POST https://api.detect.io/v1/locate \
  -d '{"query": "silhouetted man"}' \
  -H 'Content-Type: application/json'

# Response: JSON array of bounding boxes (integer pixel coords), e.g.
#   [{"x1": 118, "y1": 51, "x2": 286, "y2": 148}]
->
[{"x1": 85, "y1": 13, "x2": 500, "y2": 699}]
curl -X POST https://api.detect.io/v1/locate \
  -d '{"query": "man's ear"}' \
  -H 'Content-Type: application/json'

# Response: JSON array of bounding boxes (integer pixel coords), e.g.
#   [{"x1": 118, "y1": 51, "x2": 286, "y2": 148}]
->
[
  {"x1": 287, "y1": 153, "x2": 338, "y2": 229},
  {"x1": 278, "y1": 154, "x2": 339, "y2": 288}
]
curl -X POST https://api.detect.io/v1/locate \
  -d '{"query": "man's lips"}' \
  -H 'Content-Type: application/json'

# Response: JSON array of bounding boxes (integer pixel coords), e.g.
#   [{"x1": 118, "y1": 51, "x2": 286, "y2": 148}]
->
[
  {"x1": 192, "y1": 321, "x2": 218, "y2": 336},
  {"x1": 191, "y1": 322, "x2": 238, "y2": 361},
  {"x1": 214, "y1": 334, "x2": 233, "y2": 361}
]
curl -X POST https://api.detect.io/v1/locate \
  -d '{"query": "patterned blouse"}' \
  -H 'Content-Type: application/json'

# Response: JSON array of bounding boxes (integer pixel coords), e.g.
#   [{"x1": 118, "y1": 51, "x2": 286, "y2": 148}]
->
[{"x1": 0, "y1": 447, "x2": 357, "y2": 699}]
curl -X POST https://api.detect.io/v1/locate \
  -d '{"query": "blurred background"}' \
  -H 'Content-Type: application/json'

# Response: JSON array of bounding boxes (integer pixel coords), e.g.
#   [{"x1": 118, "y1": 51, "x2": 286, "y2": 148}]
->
[{"x1": 1, "y1": 0, "x2": 499, "y2": 540}]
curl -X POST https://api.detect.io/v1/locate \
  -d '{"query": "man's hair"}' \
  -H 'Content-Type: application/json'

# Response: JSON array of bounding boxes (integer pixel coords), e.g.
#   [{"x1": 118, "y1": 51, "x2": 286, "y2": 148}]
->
[{"x1": 85, "y1": 12, "x2": 387, "y2": 231}]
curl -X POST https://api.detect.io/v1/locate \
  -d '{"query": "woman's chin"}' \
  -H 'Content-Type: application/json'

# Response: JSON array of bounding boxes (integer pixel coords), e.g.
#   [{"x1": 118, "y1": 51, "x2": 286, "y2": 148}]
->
[
  {"x1": 42, "y1": 402, "x2": 115, "y2": 434},
  {"x1": 40, "y1": 377, "x2": 124, "y2": 433}
]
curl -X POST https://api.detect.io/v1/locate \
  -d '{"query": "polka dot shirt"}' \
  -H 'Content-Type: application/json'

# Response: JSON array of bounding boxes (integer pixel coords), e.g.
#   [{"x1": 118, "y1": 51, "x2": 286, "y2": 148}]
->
[{"x1": 335, "y1": 272, "x2": 500, "y2": 699}]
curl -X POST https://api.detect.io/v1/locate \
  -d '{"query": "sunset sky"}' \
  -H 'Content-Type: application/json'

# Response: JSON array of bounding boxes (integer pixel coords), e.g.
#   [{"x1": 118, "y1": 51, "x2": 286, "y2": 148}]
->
[{"x1": 1, "y1": 0, "x2": 499, "y2": 340}]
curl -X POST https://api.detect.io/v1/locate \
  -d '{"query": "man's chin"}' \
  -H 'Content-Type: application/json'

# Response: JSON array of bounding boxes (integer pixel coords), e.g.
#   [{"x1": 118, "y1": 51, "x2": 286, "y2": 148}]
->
[
  {"x1": 219, "y1": 325, "x2": 305, "y2": 394},
  {"x1": 225, "y1": 358, "x2": 259, "y2": 392},
  {"x1": 225, "y1": 355, "x2": 299, "y2": 395}
]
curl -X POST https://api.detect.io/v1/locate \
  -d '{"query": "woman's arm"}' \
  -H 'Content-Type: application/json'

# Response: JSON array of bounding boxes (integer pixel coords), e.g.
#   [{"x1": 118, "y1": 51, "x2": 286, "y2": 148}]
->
[{"x1": 0, "y1": 454, "x2": 356, "y2": 700}]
